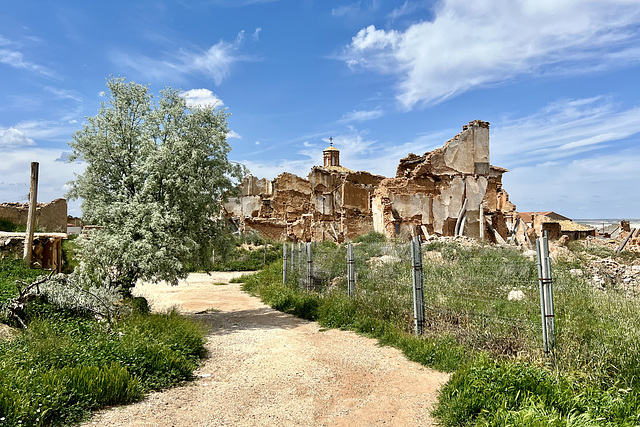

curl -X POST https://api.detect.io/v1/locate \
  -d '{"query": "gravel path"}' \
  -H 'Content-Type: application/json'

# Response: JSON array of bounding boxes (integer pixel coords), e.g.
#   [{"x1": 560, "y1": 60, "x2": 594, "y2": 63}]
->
[{"x1": 83, "y1": 272, "x2": 448, "y2": 426}]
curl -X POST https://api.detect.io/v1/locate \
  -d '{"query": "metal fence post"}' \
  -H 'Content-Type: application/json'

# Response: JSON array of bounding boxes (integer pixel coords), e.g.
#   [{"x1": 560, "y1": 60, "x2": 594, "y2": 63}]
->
[
  {"x1": 291, "y1": 242, "x2": 295, "y2": 274},
  {"x1": 283, "y1": 242, "x2": 288, "y2": 285},
  {"x1": 411, "y1": 236, "x2": 425, "y2": 336},
  {"x1": 542, "y1": 231, "x2": 556, "y2": 352},
  {"x1": 306, "y1": 242, "x2": 313, "y2": 292},
  {"x1": 536, "y1": 231, "x2": 556, "y2": 355},
  {"x1": 298, "y1": 242, "x2": 302, "y2": 272},
  {"x1": 347, "y1": 242, "x2": 355, "y2": 297}
]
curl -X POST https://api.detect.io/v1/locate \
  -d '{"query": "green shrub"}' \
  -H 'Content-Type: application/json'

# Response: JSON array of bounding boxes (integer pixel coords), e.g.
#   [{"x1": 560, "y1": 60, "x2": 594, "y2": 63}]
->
[
  {"x1": 0, "y1": 307, "x2": 206, "y2": 425},
  {"x1": 211, "y1": 235, "x2": 282, "y2": 271},
  {"x1": 0, "y1": 219, "x2": 25, "y2": 232},
  {"x1": 353, "y1": 231, "x2": 386, "y2": 244},
  {"x1": 0, "y1": 259, "x2": 44, "y2": 309},
  {"x1": 61, "y1": 235, "x2": 80, "y2": 273}
]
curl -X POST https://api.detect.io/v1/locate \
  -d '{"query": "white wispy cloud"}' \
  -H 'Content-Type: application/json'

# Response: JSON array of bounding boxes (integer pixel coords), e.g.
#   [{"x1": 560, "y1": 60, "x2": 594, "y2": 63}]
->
[
  {"x1": 13, "y1": 119, "x2": 78, "y2": 142},
  {"x1": 112, "y1": 29, "x2": 258, "y2": 85},
  {"x1": 44, "y1": 87, "x2": 83, "y2": 102},
  {"x1": 339, "y1": 108, "x2": 384, "y2": 123},
  {"x1": 0, "y1": 127, "x2": 35, "y2": 147},
  {"x1": 0, "y1": 147, "x2": 85, "y2": 214},
  {"x1": 343, "y1": 0, "x2": 640, "y2": 109},
  {"x1": 387, "y1": 1, "x2": 418, "y2": 20},
  {"x1": 491, "y1": 97, "x2": 640, "y2": 168},
  {"x1": 181, "y1": 88, "x2": 224, "y2": 108},
  {"x1": 191, "y1": 31, "x2": 249, "y2": 85},
  {"x1": 241, "y1": 158, "x2": 315, "y2": 180},
  {"x1": 0, "y1": 48, "x2": 54, "y2": 77},
  {"x1": 332, "y1": 2, "x2": 362, "y2": 17},
  {"x1": 490, "y1": 97, "x2": 640, "y2": 217},
  {"x1": 503, "y1": 149, "x2": 640, "y2": 217},
  {"x1": 227, "y1": 130, "x2": 242, "y2": 139}
]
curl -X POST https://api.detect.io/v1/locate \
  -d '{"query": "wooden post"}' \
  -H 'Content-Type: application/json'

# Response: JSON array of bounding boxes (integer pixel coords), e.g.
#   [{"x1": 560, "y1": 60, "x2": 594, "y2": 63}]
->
[
  {"x1": 23, "y1": 162, "x2": 39, "y2": 267},
  {"x1": 615, "y1": 228, "x2": 636, "y2": 253},
  {"x1": 454, "y1": 198, "x2": 468, "y2": 236}
]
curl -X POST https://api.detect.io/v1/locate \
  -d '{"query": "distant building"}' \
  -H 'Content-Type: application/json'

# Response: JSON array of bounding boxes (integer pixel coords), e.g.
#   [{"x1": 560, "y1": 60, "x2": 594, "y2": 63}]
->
[{"x1": 517, "y1": 211, "x2": 594, "y2": 241}]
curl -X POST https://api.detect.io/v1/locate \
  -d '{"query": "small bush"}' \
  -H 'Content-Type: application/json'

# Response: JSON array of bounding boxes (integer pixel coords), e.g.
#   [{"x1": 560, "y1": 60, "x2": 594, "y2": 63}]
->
[
  {"x1": 61, "y1": 235, "x2": 80, "y2": 273},
  {"x1": 0, "y1": 219, "x2": 25, "y2": 232},
  {"x1": 353, "y1": 231, "x2": 386, "y2": 244},
  {"x1": 211, "y1": 235, "x2": 282, "y2": 271}
]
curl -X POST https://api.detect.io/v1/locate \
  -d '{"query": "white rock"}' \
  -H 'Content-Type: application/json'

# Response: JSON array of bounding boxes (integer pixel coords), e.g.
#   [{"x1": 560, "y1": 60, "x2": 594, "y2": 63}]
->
[{"x1": 508, "y1": 290, "x2": 526, "y2": 301}]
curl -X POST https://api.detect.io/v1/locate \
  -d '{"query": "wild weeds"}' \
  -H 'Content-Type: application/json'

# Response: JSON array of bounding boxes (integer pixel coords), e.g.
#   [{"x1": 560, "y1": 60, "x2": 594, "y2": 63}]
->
[
  {"x1": 242, "y1": 233, "x2": 640, "y2": 426},
  {"x1": 0, "y1": 259, "x2": 207, "y2": 426}
]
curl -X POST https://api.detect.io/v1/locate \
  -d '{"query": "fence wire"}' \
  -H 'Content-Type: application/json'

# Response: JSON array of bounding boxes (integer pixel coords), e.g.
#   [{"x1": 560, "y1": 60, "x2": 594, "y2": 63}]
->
[{"x1": 283, "y1": 239, "x2": 547, "y2": 356}]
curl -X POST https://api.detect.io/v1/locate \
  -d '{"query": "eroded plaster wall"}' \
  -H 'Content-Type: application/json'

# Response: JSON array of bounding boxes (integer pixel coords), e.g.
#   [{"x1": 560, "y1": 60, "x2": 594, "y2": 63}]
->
[
  {"x1": 0, "y1": 198, "x2": 68, "y2": 233},
  {"x1": 225, "y1": 120, "x2": 514, "y2": 242}
]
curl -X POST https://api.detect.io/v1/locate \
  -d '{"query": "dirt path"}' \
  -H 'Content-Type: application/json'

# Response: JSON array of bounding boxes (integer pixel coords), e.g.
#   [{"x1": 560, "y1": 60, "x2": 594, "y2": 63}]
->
[{"x1": 83, "y1": 272, "x2": 449, "y2": 426}]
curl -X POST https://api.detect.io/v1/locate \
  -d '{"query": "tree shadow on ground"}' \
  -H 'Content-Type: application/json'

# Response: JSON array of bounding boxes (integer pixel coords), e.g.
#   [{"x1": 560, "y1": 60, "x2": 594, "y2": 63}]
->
[{"x1": 186, "y1": 306, "x2": 310, "y2": 337}]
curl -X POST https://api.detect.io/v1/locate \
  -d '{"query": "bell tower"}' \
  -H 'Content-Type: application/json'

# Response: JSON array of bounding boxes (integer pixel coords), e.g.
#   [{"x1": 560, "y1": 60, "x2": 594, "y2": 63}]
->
[{"x1": 323, "y1": 137, "x2": 340, "y2": 167}]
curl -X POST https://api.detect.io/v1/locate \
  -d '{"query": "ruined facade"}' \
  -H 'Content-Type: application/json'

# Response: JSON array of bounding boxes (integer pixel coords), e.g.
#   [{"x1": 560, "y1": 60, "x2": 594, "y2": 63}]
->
[
  {"x1": 225, "y1": 120, "x2": 516, "y2": 242},
  {"x1": 371, "y1": 121, "x2": 515, "y2": 240},
  {"x1": 0, "y1": 198, "x2": 68, "y2": 233}
]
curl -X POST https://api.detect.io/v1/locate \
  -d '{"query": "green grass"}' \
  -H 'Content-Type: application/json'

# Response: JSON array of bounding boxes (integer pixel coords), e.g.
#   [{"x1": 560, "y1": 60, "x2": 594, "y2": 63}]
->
[
  {"x1": 210, "y1": 233, "x2": 282, "y2": 271},
  {"x1": 61, "y1": 235, "x2": 80, "y2": 273},
  {"x1": 0, "y1": 219, "x2": 26, "y2": 232},
  {"x1": 241, "y1": 261, "x2": 470, "y2": 372},
  {"x1": 241, "y1": 236, "x2": 640, "y2": 426},
  {"x1": 0, "y1": 258, "x2": 207, "y2": 426},
  {"x1": 0, "y1": 308, "x2": 207, "y2": 426},
  {"x1": 0, "y1": 259, "x2": 44, "y2": 306}
]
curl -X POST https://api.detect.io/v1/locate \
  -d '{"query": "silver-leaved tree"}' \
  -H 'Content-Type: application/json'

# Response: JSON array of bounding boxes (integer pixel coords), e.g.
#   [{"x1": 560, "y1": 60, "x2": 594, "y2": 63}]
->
[{"x1": 67, "y1": 77, "x2": 245, "y2": 294}]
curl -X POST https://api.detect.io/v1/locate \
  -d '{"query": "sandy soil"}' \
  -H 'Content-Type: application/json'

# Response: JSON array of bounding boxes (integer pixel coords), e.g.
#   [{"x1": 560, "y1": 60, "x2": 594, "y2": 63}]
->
[{"x1": 83, "y1": 272, "x2": 449, "y2": 426}]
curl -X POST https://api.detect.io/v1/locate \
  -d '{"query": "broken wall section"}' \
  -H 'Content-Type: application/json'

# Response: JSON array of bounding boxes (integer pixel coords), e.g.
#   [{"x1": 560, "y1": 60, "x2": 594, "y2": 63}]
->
[
  {"x1": 308, "y1": 168, "x2": 384, "y2": 241},
  {"x1": 373, "y1": 120, "x2": 511, "y2": 240},
  {"x1": 0, "y1": 198, "x2": 68, "y2": 233}
]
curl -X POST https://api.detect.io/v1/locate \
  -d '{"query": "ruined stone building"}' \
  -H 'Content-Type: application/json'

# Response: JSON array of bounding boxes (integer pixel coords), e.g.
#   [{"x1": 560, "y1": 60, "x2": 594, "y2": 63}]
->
[
  {"x1": 0, "y1": 198, "x2": 68, "y2": 271},
  {"x1": 224, "y1": 120, "x2": 517, "y2": 242}
]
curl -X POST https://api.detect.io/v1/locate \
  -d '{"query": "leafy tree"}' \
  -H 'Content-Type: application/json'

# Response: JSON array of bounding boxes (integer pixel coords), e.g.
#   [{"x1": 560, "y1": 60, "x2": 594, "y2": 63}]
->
[{"x1": 67, "y1": 77, "x2": 245, "y2": 293}]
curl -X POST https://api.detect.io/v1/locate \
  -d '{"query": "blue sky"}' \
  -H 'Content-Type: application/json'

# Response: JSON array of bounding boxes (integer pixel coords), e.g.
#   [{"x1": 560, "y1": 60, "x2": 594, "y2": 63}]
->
[{"x1": 1, "y1": 0, "x2": 639, "y2": 218}]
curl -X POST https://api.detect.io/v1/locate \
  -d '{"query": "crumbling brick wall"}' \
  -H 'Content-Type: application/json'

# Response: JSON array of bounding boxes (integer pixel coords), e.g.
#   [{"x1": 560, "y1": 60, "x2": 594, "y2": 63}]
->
[
  {"x1": 0, "y1": 232, "x2": 64, "y2": 272},
  {"x1": 372, "y1": 120, "x2": 512, "y2": 240},
  {"x1": 0, "y1": 198, "x2": 68, "y2": 233},
  {"x1": 224, "y1": 120, "x2": 514, "y2": 242}
]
